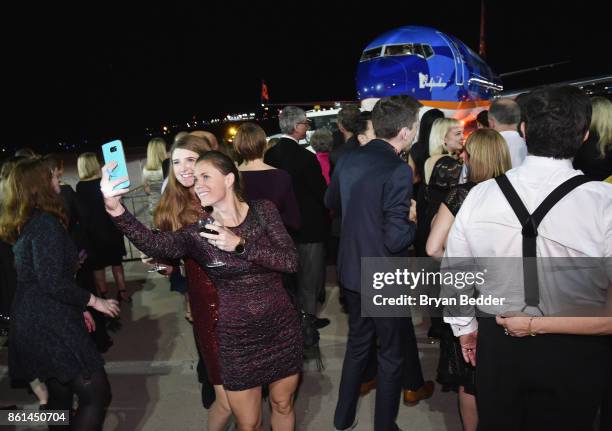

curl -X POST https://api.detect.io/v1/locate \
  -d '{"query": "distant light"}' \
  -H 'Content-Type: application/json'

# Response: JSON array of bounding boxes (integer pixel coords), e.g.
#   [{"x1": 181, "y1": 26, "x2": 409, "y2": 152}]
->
[{"x1": 163, "y1": 126, "x2": 168, "y2": 131}]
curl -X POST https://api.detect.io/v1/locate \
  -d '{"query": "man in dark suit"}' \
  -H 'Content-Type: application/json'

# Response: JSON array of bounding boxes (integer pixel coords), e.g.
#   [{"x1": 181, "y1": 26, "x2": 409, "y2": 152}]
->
[
  {"x1": 264, "y1": 106, "x2": 330, "y2": 325},
  {"x1": 326, "y1": 95, "x2": 425, "y2": 431}
]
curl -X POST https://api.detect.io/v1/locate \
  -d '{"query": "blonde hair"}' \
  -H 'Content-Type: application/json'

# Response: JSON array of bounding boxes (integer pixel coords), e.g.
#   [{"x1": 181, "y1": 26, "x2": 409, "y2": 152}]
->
[
  {"x1": 77, "y1": 152, "x2": 101, "y2": 180},
  {"x1": 144, "y1": 138, "x2": 167, "y2": 170},
  {"x1": 465, "y1": 129, "x2": 512, "y2": 183},
  {"x1": 590, "y1": 97, "x2": 612, "y2": 158},
  {"x1": 429, "y1": 118, "x2": 461, "y2": 156}
]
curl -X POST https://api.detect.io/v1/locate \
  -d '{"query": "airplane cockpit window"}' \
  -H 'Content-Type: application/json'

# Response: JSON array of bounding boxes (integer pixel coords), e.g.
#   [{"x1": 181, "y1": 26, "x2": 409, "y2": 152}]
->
[
  {"x1": 414, "y1": 44, "x2": 425, "y2": 57},
  {"x1": 385, "y1": 44, "x2": 414, "y2": 56},
  {"x1": 422, "y1": 44, "x2": 434, "y2": 58},
  {"x1": 382, "y1": 43, "x2": 434, "y2": 59},
  {"x1": 360, "y1": 47, "x2": 383, "y2": 62}
]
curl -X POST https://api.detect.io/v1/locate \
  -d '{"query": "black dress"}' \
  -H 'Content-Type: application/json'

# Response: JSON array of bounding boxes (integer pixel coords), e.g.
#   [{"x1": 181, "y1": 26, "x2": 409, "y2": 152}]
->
[
  {"x1": 76, "y1": 179, "x2": 126, "y2": 269},
  {"x1": 9, "y1": 211, "x2": 104, "y2": 384},
  {"x1": 417, "y1": 155, "x2": 463, "y2": 258},
  {"x1": 436, "y1": 182, "x2": 477, "y2": 395}
]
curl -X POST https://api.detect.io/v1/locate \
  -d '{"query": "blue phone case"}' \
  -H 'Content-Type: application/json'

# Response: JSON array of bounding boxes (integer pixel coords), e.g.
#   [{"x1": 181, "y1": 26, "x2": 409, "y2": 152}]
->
[{"x1": 101, "y1": 140, "x2": 130, "y2": 190}]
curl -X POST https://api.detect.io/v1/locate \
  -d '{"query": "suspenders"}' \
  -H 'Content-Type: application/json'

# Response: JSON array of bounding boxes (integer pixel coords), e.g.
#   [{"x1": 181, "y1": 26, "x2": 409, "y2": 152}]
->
[{"x1": 494, "y1": 174, "x2": 591, "y2": 314}]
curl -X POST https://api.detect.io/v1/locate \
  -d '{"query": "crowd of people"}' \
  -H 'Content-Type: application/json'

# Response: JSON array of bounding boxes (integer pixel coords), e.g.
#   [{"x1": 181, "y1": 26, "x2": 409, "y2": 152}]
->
[{"x1": 0, "y1": 86, "x2": 611, "y2": 431}]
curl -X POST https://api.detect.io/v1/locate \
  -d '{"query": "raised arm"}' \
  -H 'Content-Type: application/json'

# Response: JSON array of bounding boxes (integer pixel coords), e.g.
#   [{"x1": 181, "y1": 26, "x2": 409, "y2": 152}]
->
[
  {"x1": 100, "y1": 162, "x2": 191, "y2": 260},
  {"x1": 243, "y1": 200, "x2": 298, "y2": 273},
  {"x1": 111, "y1": 209, "x2": 191, "y2": 261}
]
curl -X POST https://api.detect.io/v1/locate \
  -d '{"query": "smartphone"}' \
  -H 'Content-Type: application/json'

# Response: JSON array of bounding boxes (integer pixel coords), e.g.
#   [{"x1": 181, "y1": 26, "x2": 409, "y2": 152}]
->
[{"x1": 101, "y1": 140, "x2": 130, "y2": 190}]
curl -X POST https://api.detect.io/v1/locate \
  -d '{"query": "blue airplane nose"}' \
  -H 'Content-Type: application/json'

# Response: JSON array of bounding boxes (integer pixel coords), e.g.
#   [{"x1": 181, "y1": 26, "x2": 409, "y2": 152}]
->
[{"x1": 356, "y1": 56, "x2": 431, "y2": 100}]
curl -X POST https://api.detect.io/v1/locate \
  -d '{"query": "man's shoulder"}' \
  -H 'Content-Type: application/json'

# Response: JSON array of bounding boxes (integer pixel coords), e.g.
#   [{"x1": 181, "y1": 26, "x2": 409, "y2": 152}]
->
[
  {"x1": 500, "y1": 130, "x2": 526, "y2": 145},
  {"x1": 574, "y1": 178, "x2": 612, "y2": 201}
]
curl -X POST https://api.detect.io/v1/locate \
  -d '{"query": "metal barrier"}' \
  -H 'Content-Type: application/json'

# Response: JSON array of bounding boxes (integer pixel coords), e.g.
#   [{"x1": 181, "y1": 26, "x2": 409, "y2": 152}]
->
[{"x1": 120, "y1": 185, "x2": 160, "y2": 261}]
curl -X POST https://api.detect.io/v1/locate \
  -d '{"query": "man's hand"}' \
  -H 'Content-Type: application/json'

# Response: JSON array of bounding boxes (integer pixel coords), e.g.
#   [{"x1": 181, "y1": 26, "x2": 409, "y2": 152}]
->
[
  {"x1": 459, "y1": 331, "x2": 478, "y2": 366},
  {"x1": 409, "y1": 199, "x2": 417, "y2": 223}
]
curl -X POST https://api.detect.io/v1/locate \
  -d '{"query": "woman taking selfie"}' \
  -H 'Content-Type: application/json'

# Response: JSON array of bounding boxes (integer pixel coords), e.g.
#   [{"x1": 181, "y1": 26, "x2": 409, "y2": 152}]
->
[{"x1": 101, "y1": 150, "x2": 303, "y2": 431}]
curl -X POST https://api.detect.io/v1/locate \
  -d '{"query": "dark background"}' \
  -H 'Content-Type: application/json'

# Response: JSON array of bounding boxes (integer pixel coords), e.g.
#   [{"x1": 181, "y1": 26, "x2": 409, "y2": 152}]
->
[{"x1": 5, "y1": 1, "x2": 611, "y2": 152}]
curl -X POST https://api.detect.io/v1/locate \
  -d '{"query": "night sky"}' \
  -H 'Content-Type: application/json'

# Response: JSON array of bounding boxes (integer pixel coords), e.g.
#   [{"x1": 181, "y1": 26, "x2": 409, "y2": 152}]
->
[{"x1": 8, "y1": 1, "x2": 611, "y2": 151}]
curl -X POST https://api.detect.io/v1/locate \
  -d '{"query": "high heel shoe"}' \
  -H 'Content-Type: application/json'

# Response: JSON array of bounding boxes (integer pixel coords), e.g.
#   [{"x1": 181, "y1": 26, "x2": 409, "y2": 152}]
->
[{"x1": 117, "y1": 289, "x2": 132, "y2": 303}]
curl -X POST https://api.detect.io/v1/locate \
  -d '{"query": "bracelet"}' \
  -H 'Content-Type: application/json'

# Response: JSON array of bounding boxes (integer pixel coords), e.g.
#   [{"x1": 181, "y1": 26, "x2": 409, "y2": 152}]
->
[{"x1": 528, "y1": 317, "x2": 537, "y2": 336}]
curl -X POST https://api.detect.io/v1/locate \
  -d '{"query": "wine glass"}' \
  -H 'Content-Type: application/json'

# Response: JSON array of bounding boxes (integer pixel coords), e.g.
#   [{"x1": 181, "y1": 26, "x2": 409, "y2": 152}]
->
[
  {"x1": 146, "y1": 261, "x2": 168, "y2": 274},
  {"x1": 198, "y1": 207, "x2": 225, "y2": 268}
]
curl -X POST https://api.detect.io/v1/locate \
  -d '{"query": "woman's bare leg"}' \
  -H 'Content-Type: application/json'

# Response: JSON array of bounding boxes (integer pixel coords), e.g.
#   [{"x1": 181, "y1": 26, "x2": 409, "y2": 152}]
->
[
  {"x1": 224, "y1": 386, "x2": 262, "y2": 431},
  {"x1": 269, "y1": 373, "x2": 299, "y2": 431},
  {"x1": 207, "y1": 385, "x2": 232, "y2": 431},
  {"x1": 458, "y1": 385, "x2": 478, "y2": 431}
]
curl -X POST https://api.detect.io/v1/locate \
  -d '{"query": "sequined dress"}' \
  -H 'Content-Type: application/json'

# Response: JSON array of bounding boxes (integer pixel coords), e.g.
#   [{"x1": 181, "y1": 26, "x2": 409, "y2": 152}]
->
[{"x1": 113, "y1": 200, "x2": 303, "y2": 390}]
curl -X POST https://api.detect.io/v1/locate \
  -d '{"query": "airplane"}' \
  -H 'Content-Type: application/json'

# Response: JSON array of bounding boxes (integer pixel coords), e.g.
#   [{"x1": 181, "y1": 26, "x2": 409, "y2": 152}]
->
[{"x1": 356, "y1": 25, "x2": 503, "y2": 120}]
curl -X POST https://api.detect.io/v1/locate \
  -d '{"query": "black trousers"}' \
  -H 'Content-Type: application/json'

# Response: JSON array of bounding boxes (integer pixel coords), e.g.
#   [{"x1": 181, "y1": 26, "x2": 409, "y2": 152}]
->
[
  {"x1": 361, "y1": 321, "x2": 425, "y2": 391},
  {"x1": 334, "y1": 289, "x2": 409, "y2": 431},
  {"x1": 476, "y1": 318, "x2": 612, "y2": 431}
]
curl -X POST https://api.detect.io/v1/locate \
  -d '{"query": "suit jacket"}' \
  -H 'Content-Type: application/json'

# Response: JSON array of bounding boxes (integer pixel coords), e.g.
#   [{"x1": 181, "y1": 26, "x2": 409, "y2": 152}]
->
[
  {"x1": 264, "y1": 137, "x2": 329, "y2": 243},
  {"x1": 329, "y1": 135, "x2": 360, "y2": 172},
  {"x1": 325, "y1": 139, "x2": 416, "y2": 291}
]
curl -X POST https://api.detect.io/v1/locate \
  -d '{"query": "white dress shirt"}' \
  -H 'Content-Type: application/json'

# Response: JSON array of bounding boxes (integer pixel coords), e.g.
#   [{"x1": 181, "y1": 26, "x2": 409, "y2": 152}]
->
[
  {"x1": 443, "y1": 155, "x2": 612, "y2": 336},
  {"x1": 500, "y1": 130, "x2": 528, "y2": 168}
]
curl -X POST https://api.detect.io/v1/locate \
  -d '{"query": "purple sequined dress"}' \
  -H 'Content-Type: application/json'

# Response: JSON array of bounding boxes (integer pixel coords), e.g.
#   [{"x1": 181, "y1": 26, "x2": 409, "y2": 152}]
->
[{"x1": 112, "y1": 200, "x2": 303, "y2": 390}]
